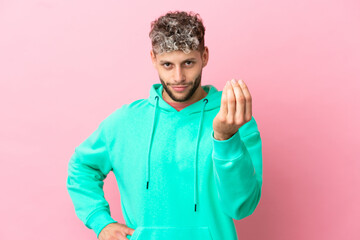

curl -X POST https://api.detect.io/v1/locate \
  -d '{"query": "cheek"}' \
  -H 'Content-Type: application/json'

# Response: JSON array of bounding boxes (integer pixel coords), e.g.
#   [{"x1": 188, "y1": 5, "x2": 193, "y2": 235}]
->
[
  {"x1": 158, "y1": 72, "x2": 171, "y2": 83},
  {"x1": 160, "y1": 71, "x2": 171, "y2": 79},
  {"x1": 189, "y1": 68, "x2": 202, "y2": 79}
]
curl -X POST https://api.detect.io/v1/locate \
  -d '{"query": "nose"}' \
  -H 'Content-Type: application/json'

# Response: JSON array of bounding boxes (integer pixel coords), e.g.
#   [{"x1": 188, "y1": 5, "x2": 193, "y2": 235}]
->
[{"x1": 174, "y1": 66, "x2": 185, "y2": 82}]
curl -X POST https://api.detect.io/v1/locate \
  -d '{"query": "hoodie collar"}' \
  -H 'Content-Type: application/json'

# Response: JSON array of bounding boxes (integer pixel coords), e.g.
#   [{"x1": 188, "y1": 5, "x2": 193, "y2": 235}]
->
[{"x1": 148, "y1": 83, "x2": 221, "y2": 115}]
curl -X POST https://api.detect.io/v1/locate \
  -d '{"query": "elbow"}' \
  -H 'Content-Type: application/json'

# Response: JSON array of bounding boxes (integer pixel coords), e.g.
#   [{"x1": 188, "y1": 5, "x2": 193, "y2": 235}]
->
[{"x1": 222, "y1": 182, "x2": 262, "y2": 220}]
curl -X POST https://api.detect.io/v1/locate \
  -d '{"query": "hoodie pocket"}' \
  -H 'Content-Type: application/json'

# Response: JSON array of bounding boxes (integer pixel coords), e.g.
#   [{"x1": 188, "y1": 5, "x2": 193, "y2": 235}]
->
[{"x1": 129, "y1": 226, "x2": 213, "y2": 240}]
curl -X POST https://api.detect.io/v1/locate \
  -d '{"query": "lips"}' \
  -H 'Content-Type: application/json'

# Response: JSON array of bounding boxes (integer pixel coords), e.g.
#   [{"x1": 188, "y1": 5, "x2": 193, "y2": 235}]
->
[{"x1": 171, "y1": 85, "x2": 188, "y2": 92}]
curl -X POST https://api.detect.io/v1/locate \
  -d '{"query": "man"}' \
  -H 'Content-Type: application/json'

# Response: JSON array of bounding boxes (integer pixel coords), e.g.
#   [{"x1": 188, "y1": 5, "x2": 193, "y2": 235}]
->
[{"x1": 66, "y1": 10, "x2": 263, "y2": 240}]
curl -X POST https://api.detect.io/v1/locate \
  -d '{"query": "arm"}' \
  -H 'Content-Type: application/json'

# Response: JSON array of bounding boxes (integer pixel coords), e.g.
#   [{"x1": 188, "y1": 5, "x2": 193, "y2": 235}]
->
[
  {"x1": 66, "y1": 120, "x2": 117, "y2": 238},
  {"x1": 212, "y1": 79, "x2": 263, "y2": 220},
  {"x1": 211, "y1": 121, "x2": 263, "y2": 220}
]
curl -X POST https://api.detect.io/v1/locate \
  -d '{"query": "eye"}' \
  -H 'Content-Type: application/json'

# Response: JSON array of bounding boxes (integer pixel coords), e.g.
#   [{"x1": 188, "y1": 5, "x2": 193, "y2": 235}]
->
[
  {"x1": 185, "y1": 61, "x2": 194, "y2": 66},
  {"x1": 162, "y1": 62, "x2": 171, "y2": 68}
]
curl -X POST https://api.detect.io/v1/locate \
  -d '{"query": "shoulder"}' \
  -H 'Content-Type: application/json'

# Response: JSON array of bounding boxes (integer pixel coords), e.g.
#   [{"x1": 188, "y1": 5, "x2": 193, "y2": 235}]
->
[{"x1": 101, "y1": 98, "x2": 148, "y2": 126}]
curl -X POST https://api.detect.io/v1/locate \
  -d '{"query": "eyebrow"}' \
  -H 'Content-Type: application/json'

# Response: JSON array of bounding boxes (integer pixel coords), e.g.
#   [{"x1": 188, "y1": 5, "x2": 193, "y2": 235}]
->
[{"x1": 159, "y1": 58, "x2": 197, "y2": 64}]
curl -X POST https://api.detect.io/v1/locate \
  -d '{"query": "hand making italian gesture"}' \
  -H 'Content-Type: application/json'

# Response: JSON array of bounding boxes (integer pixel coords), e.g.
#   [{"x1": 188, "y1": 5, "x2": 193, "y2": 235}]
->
[{"x1": 213, "y1": 79, "x2": 252, "y2": 140}]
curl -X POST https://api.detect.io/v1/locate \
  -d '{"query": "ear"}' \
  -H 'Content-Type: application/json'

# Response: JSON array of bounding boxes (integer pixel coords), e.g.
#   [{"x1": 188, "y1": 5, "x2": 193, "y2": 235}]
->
[
  {"x1": 150, "y1": 49, "x2": 157, "y2": 68},
  {"x1": 201, "y1": 46, "x2": 209, "y2": 68}
]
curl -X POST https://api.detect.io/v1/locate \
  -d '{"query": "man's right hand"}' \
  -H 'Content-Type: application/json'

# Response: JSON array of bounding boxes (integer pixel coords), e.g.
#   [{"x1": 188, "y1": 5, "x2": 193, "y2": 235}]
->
[{"x1": 99, "y1": 222, "x2": 135, "y2": 240}]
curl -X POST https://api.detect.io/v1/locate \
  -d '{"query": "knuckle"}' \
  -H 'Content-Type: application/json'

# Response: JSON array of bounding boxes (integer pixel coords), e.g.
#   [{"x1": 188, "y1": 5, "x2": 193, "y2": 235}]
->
[
  {"x1": 227, "y1": 118, "x2": 234, "y2": 125},
  {"x1": 238, "y1": 95, "x2": 245, "y2": 102},
  {"x1": 235, "y1": 119, "x2": 243, "y2": 126},
  {"x1": 237, "y1": 116, "x2": 244, "y2": 123},
  {"x1": 219, "y1": 115, "x2": 227, "y2": 123}
]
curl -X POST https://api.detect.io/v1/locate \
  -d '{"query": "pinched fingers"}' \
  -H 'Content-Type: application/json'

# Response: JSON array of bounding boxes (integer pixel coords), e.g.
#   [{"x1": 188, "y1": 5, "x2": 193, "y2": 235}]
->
[
  {"x1": 228, "y1": 79, "x2": 252, "y2": 125},
  {"x1": 219, "y1": 79, "x2": 252, "y2": 126}
]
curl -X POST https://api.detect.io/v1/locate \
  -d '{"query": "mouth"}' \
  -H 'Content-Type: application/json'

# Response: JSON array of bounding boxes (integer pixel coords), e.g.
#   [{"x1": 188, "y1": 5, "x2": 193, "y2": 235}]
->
[{"x1": 171, "y1": 85, "x2": 188, "y2": 92}]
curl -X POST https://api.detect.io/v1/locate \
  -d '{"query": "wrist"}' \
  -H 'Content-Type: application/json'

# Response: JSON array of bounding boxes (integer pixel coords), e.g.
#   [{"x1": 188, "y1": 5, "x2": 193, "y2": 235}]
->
[{"x1": 213, "y1": 131, "x2": 233, "y2": 141}]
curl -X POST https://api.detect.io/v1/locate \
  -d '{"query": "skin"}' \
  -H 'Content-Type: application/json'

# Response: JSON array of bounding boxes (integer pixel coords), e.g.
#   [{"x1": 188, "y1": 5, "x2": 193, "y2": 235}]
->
[
  {"x1": 98, "y1": 47, "x2": 253, "y2": 240},
  {"x1": 150, "y1": 46, "x2": 252, "y2": 140},
  {"x1": 150, "y1": 47, "x2": 209, "y2": 104},
  {"x1": 99, "y1": 222, "x2": 134, "y2": 240},
  {"x1": 212, "y1": 79, "x2": 253, "y2": 140}
]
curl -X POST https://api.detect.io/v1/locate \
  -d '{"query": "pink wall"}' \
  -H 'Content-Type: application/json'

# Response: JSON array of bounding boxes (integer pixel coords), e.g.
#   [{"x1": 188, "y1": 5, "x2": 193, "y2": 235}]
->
[{"x1": 1, "y1": 0, "x2": 359, "y2": 239}]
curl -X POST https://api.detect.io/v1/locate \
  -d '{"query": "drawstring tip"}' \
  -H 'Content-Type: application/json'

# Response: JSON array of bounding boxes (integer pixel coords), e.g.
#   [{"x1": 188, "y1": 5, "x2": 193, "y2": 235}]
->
[
  {"x1": 194, "y1": 204, "x2": 197, "y2": 212},
  {"x1": 146, "y1": 181, "x2": 149, "y2": 189}
]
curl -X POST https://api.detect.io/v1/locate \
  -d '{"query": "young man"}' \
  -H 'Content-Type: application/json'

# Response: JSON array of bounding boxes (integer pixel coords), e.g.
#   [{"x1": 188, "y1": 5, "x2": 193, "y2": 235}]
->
[{"x1": 66, "y1": 10, "x2": 263, "y2": 240}]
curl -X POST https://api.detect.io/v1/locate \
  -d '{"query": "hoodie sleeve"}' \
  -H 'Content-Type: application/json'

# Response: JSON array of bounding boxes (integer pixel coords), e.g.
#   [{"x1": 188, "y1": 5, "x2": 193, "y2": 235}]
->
[
  {"x1": 66, "y1": 119, "x2": 118, "y2": 238},
  {"x1": 211, "y1": 116, "x2": 263, "y2": 220}
]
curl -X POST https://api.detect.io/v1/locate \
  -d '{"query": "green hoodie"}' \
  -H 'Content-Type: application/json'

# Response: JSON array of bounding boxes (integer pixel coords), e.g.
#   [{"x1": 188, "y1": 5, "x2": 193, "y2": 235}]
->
[{"x1": 66, "y1": 83, "x2": 263, "y2": 240}]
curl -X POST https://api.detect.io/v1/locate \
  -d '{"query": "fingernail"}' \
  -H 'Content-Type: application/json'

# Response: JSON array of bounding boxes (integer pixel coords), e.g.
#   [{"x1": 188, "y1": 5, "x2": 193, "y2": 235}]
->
[
  {"x1": 238, "y1": 79, "x2": 244, "y2": 85},
  {"x1": 231, "y1": 79, "x2": 236, "y2": 85}
]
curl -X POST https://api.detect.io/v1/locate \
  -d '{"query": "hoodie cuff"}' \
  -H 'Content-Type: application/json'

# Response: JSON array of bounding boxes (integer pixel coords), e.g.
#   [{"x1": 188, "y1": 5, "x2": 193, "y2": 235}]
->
[
  {"x1": 211, "y1": 130, "x2": 246, "y2": 160},
  {"x1": 86, "y1": 209, "x2": 118, "y2": 238}
]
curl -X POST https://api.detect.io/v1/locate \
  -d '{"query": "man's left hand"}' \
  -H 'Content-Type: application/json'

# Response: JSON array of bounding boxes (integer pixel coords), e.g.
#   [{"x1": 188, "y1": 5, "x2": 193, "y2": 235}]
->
[{"x1": 213, "y1": 79, "x2": 252, "y2": 140}]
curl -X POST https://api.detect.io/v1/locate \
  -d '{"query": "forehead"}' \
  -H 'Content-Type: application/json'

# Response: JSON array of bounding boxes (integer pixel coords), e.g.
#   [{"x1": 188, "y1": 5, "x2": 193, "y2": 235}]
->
[{"x1": 156, "y1": 50, "x2": 201, "y2": 62}]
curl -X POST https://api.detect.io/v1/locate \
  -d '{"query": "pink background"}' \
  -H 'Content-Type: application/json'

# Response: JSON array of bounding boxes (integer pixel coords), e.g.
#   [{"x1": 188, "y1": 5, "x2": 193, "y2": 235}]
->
[{"x1": 1, "y1": 0, "x2": 359, "y2": 239}]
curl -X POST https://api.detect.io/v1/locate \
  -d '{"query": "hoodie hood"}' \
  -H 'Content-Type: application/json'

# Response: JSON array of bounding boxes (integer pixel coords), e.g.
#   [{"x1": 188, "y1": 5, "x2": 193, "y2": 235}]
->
[{"x1": 146, "y1": 83, "x2": 221, "y2": 212}]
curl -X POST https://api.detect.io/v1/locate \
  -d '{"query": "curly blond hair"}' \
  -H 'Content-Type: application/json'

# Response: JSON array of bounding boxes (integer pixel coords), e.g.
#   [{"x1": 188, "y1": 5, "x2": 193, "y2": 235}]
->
[{"x1": 149, "y1": 10, "x2": 206, "y2": 55}]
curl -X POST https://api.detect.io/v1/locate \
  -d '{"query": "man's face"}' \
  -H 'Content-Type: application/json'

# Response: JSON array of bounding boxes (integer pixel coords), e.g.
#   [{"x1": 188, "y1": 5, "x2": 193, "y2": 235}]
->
[{"x1": 150, "y1": 47, "x2": 209, "y2": 103}]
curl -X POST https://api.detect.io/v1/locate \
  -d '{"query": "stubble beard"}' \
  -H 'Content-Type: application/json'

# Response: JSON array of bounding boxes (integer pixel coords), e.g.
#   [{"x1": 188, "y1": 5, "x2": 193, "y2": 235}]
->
[{"x1": 160, "y1": 71, "x2": 202, "y2": 103}]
